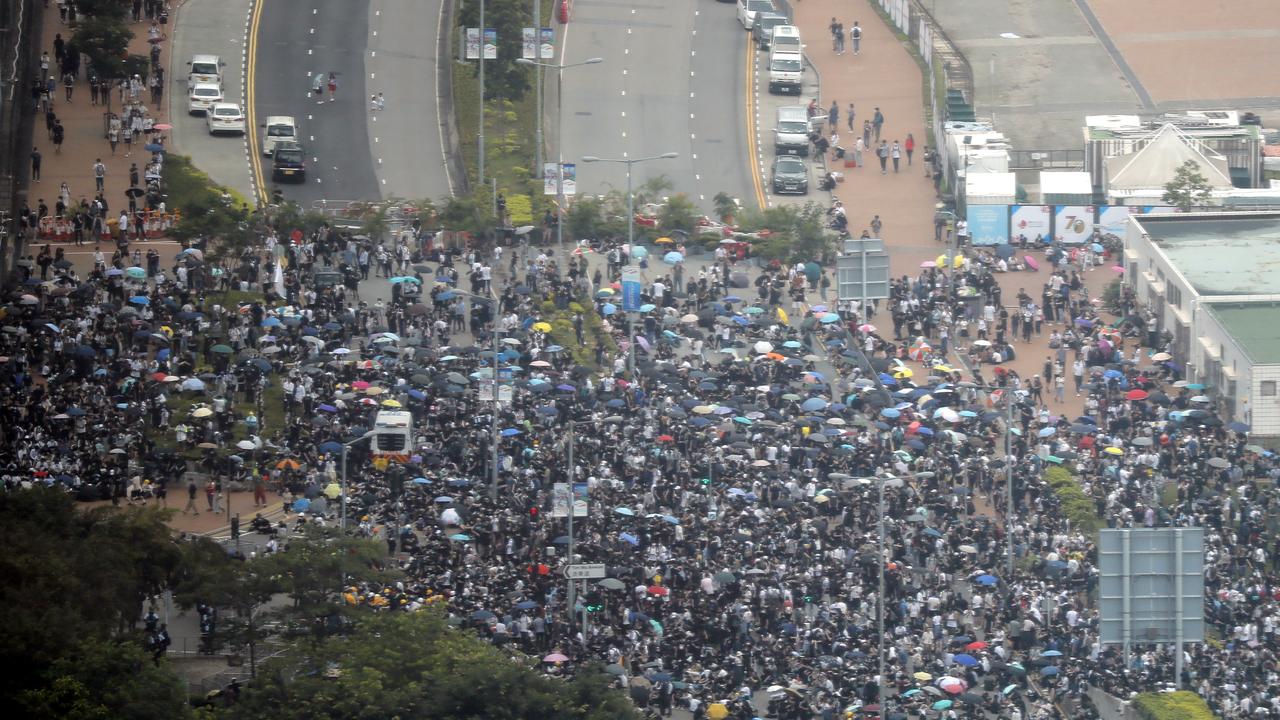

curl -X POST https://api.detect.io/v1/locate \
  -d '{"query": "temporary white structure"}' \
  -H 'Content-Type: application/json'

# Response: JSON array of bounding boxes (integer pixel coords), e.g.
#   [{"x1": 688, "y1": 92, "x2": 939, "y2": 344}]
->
[{"x1": 1105, "y1": 124, "x2": 1232, "y2": 203}]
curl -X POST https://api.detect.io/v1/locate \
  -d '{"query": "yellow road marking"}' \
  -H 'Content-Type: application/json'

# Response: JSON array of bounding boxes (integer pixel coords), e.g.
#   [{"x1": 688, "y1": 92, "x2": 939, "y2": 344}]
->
[
  {"x1": 246, "y1": 0, "x2": 267, "y2": 206},
  {"x1": 745, "y1": 32, "x2": 766, "y2": 210}
]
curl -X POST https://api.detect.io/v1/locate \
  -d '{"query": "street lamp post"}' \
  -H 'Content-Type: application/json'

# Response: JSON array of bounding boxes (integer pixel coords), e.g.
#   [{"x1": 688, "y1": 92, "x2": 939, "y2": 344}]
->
[
  {"x1": 516, "y1": 56, "x2": 603, "y2": 247},
  {"x1": 339, "y1": 430, "x2": 377, "y2": 532},
  {"x1": 448, "y1": 288, "x2": 503, "y2": 500},
  {"x1": 580, "y1": 152, "x2": 678, "y2": 378}
]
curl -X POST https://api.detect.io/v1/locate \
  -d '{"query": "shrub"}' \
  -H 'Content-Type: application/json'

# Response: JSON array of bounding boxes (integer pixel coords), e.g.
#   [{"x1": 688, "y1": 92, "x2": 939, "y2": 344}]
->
[
  {"x1": 1043, "y1": 465, "x2": 1103, "y2": 535},
  {"x1": 1132, "y1": 691, "x2": 1215, "y2": 720},
  {"x1": 505, "y1": 194, "x2": 533, "y2": 225}
]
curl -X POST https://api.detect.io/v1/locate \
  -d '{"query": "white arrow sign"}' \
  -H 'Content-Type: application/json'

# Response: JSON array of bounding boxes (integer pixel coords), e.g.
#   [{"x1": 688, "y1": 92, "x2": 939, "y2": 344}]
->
[{"x1": 564, "y1": 563, "x2": 607, "y2": 579}]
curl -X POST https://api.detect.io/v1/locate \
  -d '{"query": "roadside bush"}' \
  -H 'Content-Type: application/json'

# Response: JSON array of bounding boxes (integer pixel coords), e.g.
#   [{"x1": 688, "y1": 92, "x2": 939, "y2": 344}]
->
[
  {"x1": 1132, "y1": 691, "x2": 1215, "y2": 720},
  {"x1": 505, "y1": 194, "x2": 533, "y2": 225},
  {"x1": 1043, "y1": 465, "x2": 1104, "y2": 535}
]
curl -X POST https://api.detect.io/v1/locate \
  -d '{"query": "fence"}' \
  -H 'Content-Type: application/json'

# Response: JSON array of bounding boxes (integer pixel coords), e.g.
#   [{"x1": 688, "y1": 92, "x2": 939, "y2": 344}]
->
[
  {"x1": 873, "y1": 0, "x2": 974, "y2": 190},
  {"x1": 1008, "y1": 149, "x2": 1088, "y2": 170}
]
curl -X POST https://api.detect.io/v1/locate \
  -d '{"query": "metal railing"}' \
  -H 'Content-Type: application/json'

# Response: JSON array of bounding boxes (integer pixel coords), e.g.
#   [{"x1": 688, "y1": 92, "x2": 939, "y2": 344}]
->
[{"x1": 1008, "y1": 149, "x2": 1087, "y2": 170}]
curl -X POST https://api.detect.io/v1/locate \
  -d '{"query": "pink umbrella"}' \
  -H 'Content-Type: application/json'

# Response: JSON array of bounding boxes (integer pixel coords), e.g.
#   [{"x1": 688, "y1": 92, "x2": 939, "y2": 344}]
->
[
  {"x1": 543, "y1": 653, "x2": 569, "y2": 663},
  {"x1": 937, "y1": 676, "x2": 967, "y2": 694},
  {"x1": 1110, "y1": 265, "x2": 1125, "y2": 273},
  {"x1": 858, "y1": 324, "x2": 877, "y2": 333}
]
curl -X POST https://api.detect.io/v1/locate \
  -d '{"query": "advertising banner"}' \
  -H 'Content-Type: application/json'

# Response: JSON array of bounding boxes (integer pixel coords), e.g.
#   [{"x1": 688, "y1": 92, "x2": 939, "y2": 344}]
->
[
  {"x1": 621, "y1": 265, "x2": 642, "y2": 312},
  {"x1": 966, "y1": 205, "x2": 1009, "y2": 246},
  {"x1": 1010, "y1": 205, "x2": 1052, "y2": 245},
  {"x1": 543, "y1": 163, "x2": 559, "y2": 195},
  {"x1": 1054, "y1": 205, "x2": 1095, "y2": 245},
  {"x1": 483, "y1": 28, "x2": 497, "y2": 60},
  {"x1": 541, "y1": 27, "x2": 556, "y2": 59},
  {"x1": 561, "y1": 163, "x2": 576, "y2": 195},
  {"x1": 465, "y1": 28, "x2": 480, "y2": 60},
  {"x1": 1097, "y1": 206, "x2": 1131, "y2": 238},
  {"x1": 522, "y1": 28, "x2": 536, "y2": 59}
]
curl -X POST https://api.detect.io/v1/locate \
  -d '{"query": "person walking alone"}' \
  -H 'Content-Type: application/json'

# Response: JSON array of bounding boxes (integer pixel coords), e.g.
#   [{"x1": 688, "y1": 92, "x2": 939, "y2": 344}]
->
[
  {"x1": 846, "y1": 102, "x2": 855, "y2": 132},
  {"x1": 891, "y1": 140, "x2": 902, "y2": 172},
  {"x1": 827, "y1": 101, "x2": 838, "y2": 132},
  {"x1": 327, "y1": 72, "x2": 338, "y2": 102},
  {"x1": 93, "y1": 159, "x2": 105, "y2": 191},
  {"x1": 905, "y1": 133, "x2": 916, "y2": 165},
  {"x1": 850, "y1": 22, "x2": 862, "y2": 55},
  {"x1": 30, "y1": 146, "x2": 41, "y2": 182},
  {"x1": 872, "y1": 107, "x2": 884, "y2": 142},
  {"x1": 182, "y1": 479, "x2": 199, "y2": 515},
  {"x1": 877, "y1": 141, "x2": 889, "y2": 174}
]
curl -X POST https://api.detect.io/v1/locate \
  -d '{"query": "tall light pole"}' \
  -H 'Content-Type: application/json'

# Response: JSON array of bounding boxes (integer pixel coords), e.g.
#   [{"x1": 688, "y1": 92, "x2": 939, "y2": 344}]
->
[
  {"x1": 448, "y1": 288, "x2": 503, "y2": 499},
  {"x1": 581, "y1": 152, "x2": 679, "y2": 378},
  {"x1": 339, "y1": 430, "x2": 377, "y2": 532},
  {"x1": 516, "y1": 56, "x2": 603, "y2": 247}
]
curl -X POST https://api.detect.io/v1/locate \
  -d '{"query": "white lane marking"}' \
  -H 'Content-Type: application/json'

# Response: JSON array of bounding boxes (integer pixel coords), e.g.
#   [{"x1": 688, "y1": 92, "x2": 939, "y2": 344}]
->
[
  {"x1": 310, "y1": 27, "x2": 315, "y2": 34},
  {"x1": 313, "y1": 7, "x2": 317, "y2": 13},
  {"x1": 308, "y1": 48, "x2": 313, "y2": 55},
  {"x1": 434, "y1": 0, "x2": 453, "y2": 196}
]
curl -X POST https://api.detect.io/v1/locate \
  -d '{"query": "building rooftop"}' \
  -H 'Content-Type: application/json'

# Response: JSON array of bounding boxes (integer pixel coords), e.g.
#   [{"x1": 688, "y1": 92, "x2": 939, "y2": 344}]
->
[
  {"x1": 1201, "y1": 302, "x2": 1280, "y2": 365},
  {"x1": 1137, "y1": 214, "x2": 1280, "y2": 296}
]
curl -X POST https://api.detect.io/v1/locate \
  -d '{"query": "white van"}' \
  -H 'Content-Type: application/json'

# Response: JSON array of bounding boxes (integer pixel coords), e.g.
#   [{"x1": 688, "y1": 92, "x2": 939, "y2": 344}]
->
[
  {"x1": 775, "y1": 106, "x2": 810, "y2": 156},
  {"x1": 261, "y1": 116, "x2": 298, "y2": 156},
  {"x1": 771, "y1": 25, "x2": 801, "y2": 54},
  {"x1": 768, "y1": 49, "x2": 803, "y2": 94},
  {"x1": 187, "y1": 54, "x2": 224, "y2": 87}
]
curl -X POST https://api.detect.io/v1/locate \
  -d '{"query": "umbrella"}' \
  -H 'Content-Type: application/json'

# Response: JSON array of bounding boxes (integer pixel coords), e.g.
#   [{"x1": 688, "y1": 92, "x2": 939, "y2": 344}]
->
[
  {"x1": 663, "y1": 251, "x2": 683, "y2": 264},
  {"x1": 619, "y1": 532, "x2": 640, "y2": 546},
  {"x1": 615, "y1": 506, "x2": 635, "y2": 516},
  {"x1": 125, "y1": 266, "x2": 147, "y2": 279},
  {"x1": 932, "y1": 700, "x2": 953, "y2": 711},
  {"x1": 975, "y1": 574, "x2": 998, "y2": 585},
  {"x1": 1041, "y1": 650, "x2": 1063, "y2": 657},
  {"x1": 598, "y1": 578, "x2": 626, "y2": 590},
  {"x1": 954, "y1": 653, "x2": 978, "y2": 667}
]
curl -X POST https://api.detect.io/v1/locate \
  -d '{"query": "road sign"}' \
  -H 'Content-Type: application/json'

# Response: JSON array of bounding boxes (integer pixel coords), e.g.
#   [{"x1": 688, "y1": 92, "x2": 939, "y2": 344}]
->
[
  {"x1": 1098, "y1": 528, "x2": 1204, "y2": 646},
  {"x1": 836, "y1": 238, "x2": 890, "y2": 302},
  {"x1": 565, "y1": 563, "x2": 607, "y2": 579}
]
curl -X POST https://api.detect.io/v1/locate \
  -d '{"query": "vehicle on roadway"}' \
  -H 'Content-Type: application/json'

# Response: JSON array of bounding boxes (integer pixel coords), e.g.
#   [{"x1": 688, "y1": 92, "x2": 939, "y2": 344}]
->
[
  {"x1": 767, "y1": 50, "x2": 803, "y2": 94},
  {"x1": 187, "y1": 54, "x2": 225, "y2": 87},
  {"x1": 271, "y1": 141, "x2": 307, "y2": 181},
  {"x1": 752, "y1": 12, "x2": 788, "y2": 50},
  {"x1": 771, "y1": 25, "x2": 802, "y2": 54},
  {"x1": 261, "y1": 116, "x2": 298, "y2": 156},
  {"x1": 187, "y1": 82, "x2": 223, "y2": 114},
  {"x1": 372, "y1": 410, "x2": 413, "y2": 462},
  {"x1": 737, "y1": 0, "x2": 775, "y2": 31},
  {"x1": 771, "y1": 155, "x2": 809, "y2": 195},
  {"x1": 205, "y1": 103, "x2": 246, "y2": 134},
  {"x1": 774, "y1": 106, "x2": 811, "y2": 156}
]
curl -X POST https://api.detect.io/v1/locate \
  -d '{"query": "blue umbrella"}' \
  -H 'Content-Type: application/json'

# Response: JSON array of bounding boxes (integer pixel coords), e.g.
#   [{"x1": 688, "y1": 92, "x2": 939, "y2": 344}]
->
[
  {"x1": 881, "y1": 407, "x2": 900, "y2": 418},
  {"x1": 318, "y1": 441, "x2": 342, "y2": 454},
  {"x1": 1038, "y1": 426, "x2": 1056, "y2": 437},
  {"x1": 800, "y1": 397, "x2": 827, "y2": 412},
  {"x1": 663, "y1": 251, "x2": 683, "y2": 264},
  {"x1": 292, "y1": 498, "x2": 311, "y2": 512},
  {"x1": 615, "y1": 507, "x2": 635, "y2": 516},
  {"x1": 1040, "y1": 666, "x2": 1059, "y2": 676},
  {"x1": 975, "y1": 574, "x2": 999, "y2": 585},
  {"x1": 819, "y1": 313, "x2": 840, "y2": 323},
  {"x1": 437, "y1": 290, "x2": 457, "y2": 300},
  {"x1": 601, "y1": 303, "x2": 617, "y2": 315},
  {"x1": 180, "y1": 378, "x2": 206, "y2": 392},
  {"x1": 434, "y1": 495, "x2": 454, "y2": 503},
  {"x1": 1041, "y1": 650, "x2": 1063, "y2": 657},
  {"x1": 412, "y1": 477, "x2": 430, "y2": 485},
  {"x1": 262, "y1": 317, "x2": 282, "y2": 327},
  {"x1": 449, "y1": 533, "x2": 472, "y2": 542},
  {"x1": 638, "y1": 303, "x2": 656, "y2": 312},
  {"x1": 500, "y1": 428, "x2": 522, "y2": 437},
  {"x1": 619, "y1": 532, "x2": 640, "y2": 546},
  {"x1": 1091, "y1": 242, "x2": 1104, "y2": 253},
  {"x1": 318, "y1": 404, "x2": 337, "y2": 413},
  {"x1": 923, "y1": 527, "x2": 944, "y2": 538},
  {"x1": 954, "y1": 653, "x2": 979, "y2": 667},
  {"x1": 128, "y1": 295, "x2": 150, "y2": 305},
  {"x1": 631, "y1": 245, "x2": 649, "y2": 259},
  {"x1": 515, "y1": 600, "x2": 539, "y2": 610}
]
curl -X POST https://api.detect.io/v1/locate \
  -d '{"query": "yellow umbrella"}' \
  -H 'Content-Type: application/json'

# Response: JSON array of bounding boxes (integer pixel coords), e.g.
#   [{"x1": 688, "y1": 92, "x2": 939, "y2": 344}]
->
[
  {"x1": 323, "y1": 482, "x2": 341, "y2": 499},
  {"x1": 654, "y1": 236, "x2": 675, "y2": 245},
  {"x1": 692, "y1": 405, "x2": 715, "y2": 414},
  {"x1": 1104, "y1": 446, "x2": 1124, "y2": 456},
  {"x1": 707, "y1": 703, "x2": 729, "y2": 720},
  {"x1": 893, "y1": 367, "x2": 914, "y2": 379},
  {"x1": 192, "y1": 407, "x2": 213, "y2": 418},
  {"x1": 365, "y1": 386, "x2": 385, "y2": 395},
  {"x1": 913, "y1": 671, "x2": 933, "y2": 681},
  {"x1": 381, "y1": 398, "x2": 402, "y2": 407},
  {"x1": 935, "y1": 253, "x2": 963, "y2": 269},
  {"x1": 532, "y1": 322, "x2": 552, "y2": 333},
  {"x1": 933, "y1": 365, "x2": 954, "y2": 373}
]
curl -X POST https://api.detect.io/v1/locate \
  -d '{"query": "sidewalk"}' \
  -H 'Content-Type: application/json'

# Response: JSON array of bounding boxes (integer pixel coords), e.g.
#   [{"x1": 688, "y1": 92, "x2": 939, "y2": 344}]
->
[
  {"x1": 25, "y1": 7, "x2": 175, "y2": 259},
  {"x1": 792, "y1": 0, "x2": 1112, "y2": 419}
]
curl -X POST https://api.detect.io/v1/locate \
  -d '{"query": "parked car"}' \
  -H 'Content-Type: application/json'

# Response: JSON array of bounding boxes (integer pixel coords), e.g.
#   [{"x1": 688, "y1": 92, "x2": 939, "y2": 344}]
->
[
  {"x1": 206, "y1": 103, "x2": 246, "y2": 134},
  {"x1": 737, "y1": 0, "x2": 775, "y2": 30},
  {"x1": 771, "y1": 155, "x2": 809, "y2": 195},
  {"x1": 187, "y1": 82, "x2": 223, "y2": 114}
]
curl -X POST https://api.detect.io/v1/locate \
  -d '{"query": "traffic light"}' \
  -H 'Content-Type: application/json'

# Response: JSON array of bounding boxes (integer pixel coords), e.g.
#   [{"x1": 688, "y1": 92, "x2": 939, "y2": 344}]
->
[{"x1": 583, "y1": 592, "x2": 604, "y2": 613}]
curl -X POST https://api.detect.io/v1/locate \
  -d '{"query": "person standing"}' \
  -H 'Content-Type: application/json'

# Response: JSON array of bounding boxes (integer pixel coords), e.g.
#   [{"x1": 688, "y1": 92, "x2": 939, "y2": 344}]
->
[
  {"x1": 327, "y1": 71, "x2": 338, "y2": 102},
  {"x1": 853, "y1": 137, "x2": 864, "y2": 168},
  {"x1": 862, "y1": 119, "x2": 871, "y2": 148},
  {"x1": 850, "y1": 22, "x2": 862, "y2": 55},
  {"x1": 827, "y1": 101, "x2": 838, "y2": 132},
  {"x1": 30, "y1": 146, "x2": 41, "y2": 182},
  {"x1": 846, "y1": 102, "x2": 855, "y2": 132},
  {"x1": 183, "y1": 479, "x2": 200, "y2": 515},
  {"x1": 891, "y1": 140, "x2": 902, "y2": 172},
  {"x1": 876, "y1": 141, "x2": 889, "y2": 174},
  {"x1": 905, "y1": 133, "x2": 916, "y2": 165},
  {"x1": 829, "y1": 17, "x2": 840, "y2": 52},
  {"x1": 93, "y1": 159, "x2": 106, "y2": 190},
  {"x1": 872, "y1": 107, "x2": 884, "y2": 142}
]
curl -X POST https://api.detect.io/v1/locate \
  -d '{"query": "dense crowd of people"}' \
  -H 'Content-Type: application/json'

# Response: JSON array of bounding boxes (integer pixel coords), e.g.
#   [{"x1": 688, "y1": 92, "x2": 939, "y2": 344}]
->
[{"x1": 3, "y1": 211, "x2": 1278, "y2": 720}]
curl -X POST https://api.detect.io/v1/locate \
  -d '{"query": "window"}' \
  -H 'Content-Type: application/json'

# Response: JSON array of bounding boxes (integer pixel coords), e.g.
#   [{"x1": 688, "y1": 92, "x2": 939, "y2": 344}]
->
[
  {"x1": 1166, "y1": 285, "x2": 1181, "y2": 309},
  {"x1": 1263, "y1": 381, "x2": 1277, "y2": 397}
]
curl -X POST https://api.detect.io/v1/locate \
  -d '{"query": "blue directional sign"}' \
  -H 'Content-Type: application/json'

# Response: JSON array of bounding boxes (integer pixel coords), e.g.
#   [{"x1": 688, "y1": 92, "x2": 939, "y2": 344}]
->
[{"x1": 621, "y1": 265, "x2": 642, "y2": 312}]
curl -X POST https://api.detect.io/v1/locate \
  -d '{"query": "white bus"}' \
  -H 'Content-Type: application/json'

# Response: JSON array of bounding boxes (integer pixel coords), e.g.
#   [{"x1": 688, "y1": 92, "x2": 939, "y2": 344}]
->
[{"x1": 371, "y1": 410, "x2": 413, "y2": 463}]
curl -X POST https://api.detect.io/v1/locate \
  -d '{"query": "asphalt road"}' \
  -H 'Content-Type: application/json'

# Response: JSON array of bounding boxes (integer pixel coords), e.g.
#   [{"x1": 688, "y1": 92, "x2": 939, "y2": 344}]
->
[
  {"x1": 560, "y1": 0, "x2": 754, "y2": 214},
  {"x1": 747, "y1": 16, "x2": 822, "y2": 210},
  {"x1": 252, "y1": 0, "x2": 381, "y2": 206},
  {"x1": 168, "y1": 0, "x2": 256, "y2": 201}
]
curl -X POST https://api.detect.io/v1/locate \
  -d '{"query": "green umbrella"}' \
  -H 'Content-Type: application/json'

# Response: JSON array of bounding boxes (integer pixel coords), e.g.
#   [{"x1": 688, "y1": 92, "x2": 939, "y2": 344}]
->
[
  {"x1": 211, "y1": 344, "x2": 233, "y2": 354},
  {"x1": 1046, "y1": 455, "x2": 1063, "y2": 464}
]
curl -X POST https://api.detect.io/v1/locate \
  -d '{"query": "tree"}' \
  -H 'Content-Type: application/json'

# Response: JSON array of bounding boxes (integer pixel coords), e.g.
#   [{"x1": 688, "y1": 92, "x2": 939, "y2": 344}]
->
[
  {"x1": 70, "y1": 14, "x2": 134, "y2": 79},
  {"x1": 658, "y1": 193, "x2": 699, "y2": 236},
  {"x1": 1162, "y1": 159, "x2": 1213, "y2": 211},
  {"x1": 712, "y1": 191, "x2": 739, "y2": 222},
  {"x1": 173, "y1": 538, "x2": 278, "y2": 675},
  {"x1": 72, "y1": 0, "x2": 131, "y2": 18},
  {"x1": 457, "y1": 0, "x2": 535, "y2": 101},
  {"x1": 634, "y1": 175, "x2": 674, "y2": 208},
  {"x1": 221, "y1": 612, "x2": 641, "y2": 720},
  {"x1": 735, "y1": 202, "x2": 834, "y2": 264},
  {"x1": 0, "y1": 489, "x2": 190, "y2": 720}
]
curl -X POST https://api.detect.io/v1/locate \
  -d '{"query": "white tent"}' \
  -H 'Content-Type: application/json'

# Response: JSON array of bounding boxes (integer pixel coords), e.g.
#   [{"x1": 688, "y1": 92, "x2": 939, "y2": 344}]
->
[{"x1": 1105, "y1": 124, "x2": 1233, "y2": 201}]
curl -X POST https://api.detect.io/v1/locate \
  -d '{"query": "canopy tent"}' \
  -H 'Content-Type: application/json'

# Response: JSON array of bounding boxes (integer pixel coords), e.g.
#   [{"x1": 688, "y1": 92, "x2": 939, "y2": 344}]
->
[{"x1": 1105, "y1": 124, "x2": 1233, "y2": 202}]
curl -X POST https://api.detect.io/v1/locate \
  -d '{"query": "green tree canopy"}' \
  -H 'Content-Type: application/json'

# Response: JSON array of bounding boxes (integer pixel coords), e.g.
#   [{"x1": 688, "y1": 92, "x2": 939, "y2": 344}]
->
[
  {"x1": 224, "y1": 612, "x2": 641, "y2": 720},
  {"x1": 1162, "y1": 159, "x2": 1213, "y2": 211},
  {"x1": 70, "y1": 15, "x2": 135, "y2": 79}
]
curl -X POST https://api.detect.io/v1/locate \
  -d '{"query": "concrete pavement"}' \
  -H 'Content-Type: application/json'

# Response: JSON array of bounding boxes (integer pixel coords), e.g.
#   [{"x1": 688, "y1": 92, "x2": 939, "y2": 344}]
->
[
  {"x1": 167, "y1": 0, "x2": 255, "y2": 200},
  {"x1": 792, "y1": 0, "x2": 1111, "y2": 419}
]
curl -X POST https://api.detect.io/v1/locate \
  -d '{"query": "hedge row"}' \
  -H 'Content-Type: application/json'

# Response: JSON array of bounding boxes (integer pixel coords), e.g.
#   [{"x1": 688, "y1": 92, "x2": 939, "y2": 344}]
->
[
  {"x1": 1133, "y1": 691, "x2": 1216, "y2": 720},
  {"x1": 1043, "y1": 465, "x2": 1104, "y2": 534}
]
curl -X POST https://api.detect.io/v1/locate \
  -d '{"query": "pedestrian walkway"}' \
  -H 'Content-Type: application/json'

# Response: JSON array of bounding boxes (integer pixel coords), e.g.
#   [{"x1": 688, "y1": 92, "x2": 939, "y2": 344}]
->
[
  {"x1": 793, "y1": 0, "x2": 1112, "y2": 420},
  {"x1": 23, "y1": 6, "x2": 172, "y2": 257}
]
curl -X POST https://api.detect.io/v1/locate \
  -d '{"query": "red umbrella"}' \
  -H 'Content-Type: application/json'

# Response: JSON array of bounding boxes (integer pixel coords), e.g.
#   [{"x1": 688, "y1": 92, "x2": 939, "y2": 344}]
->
[
  {"x1": 657, "y1": 434, "x2": 674, "y2": 442},
  {"x1": 646, "y1": 585, "x2": 669, "y2": 596},
  {"x1": 964, "y1": 641, "x2": 989, "y2": 651},
  {"x1": 1126, "y1": 389, "x2": 1149, "y2": 401}
]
